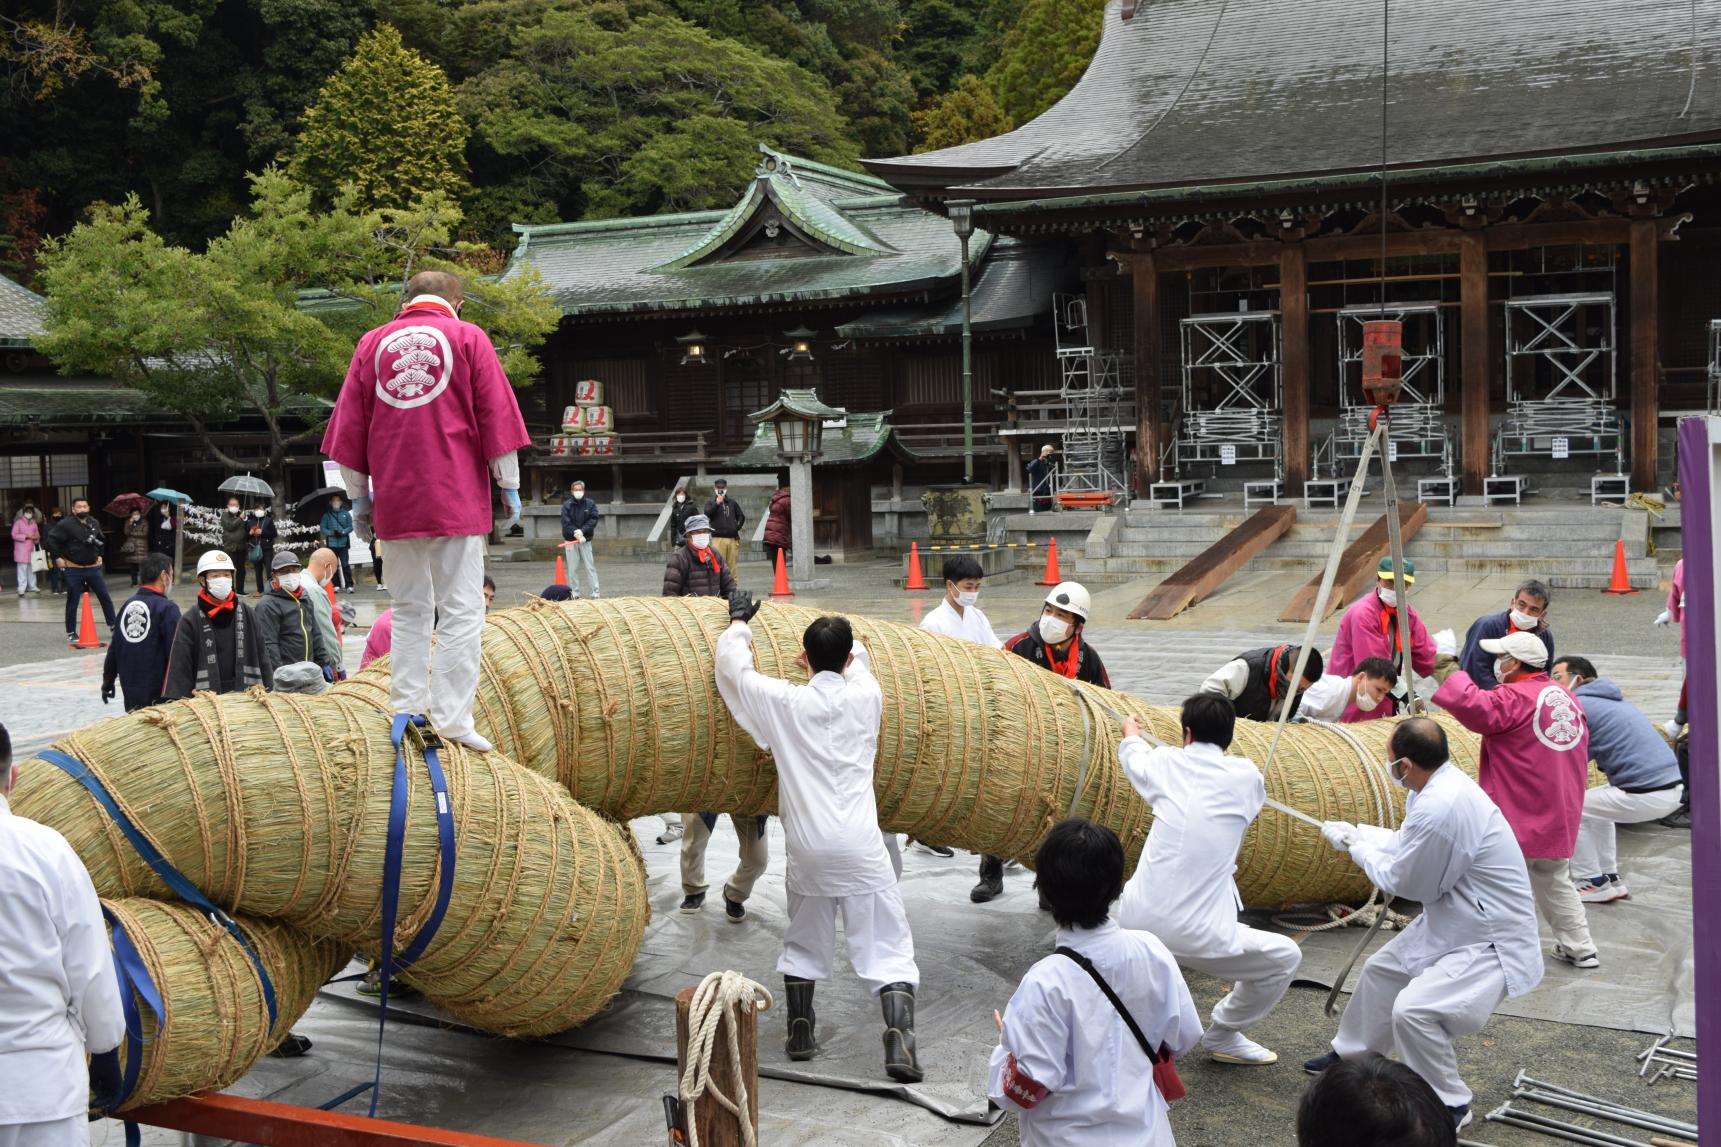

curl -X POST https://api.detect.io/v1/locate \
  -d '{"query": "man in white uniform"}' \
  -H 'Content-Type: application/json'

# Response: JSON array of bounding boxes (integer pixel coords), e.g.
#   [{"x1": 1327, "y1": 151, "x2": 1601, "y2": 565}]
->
[
  {"x1": 0, "y1": 722, "x2": 128, "y2": 1145},
  {"x1": 1116, "y1": 693, "x2": 1301, "y2": 1065},
  {"x1": 919, "y1": 554, "x2": 1002, "y2": 648},
  {"x1": 714, "y1": 594, "x2": 922, "y2": 1082},
  {"x1": 1307, "y1": 717, "x2": 1544, "y2": 1129},
  {"x1": 1295, "y1": 657, "x2": 1399, "y2": 724},
  {"x1": 990, "y1": 818, "x2": 1203, "y2": 1146}
]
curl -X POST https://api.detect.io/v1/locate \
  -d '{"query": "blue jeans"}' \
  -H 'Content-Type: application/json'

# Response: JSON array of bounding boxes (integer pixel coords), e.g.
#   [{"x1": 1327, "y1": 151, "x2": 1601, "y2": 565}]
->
[{"x1": 63, "y1": 566, "x2": 116, "y2": 637}]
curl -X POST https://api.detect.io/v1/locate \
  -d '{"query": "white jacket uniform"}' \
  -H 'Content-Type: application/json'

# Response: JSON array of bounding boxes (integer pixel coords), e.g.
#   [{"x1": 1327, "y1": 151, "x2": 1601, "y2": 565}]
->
[
  {"x1": 1116, "y1": 738, "x2": 1301, "y2": 1035},
  {"x1": 1295, "y1": 674, "x2": 1353, "y2": 722},
  {"x1": 0, "y1": 794, "x2": 126, "y2": 1137},
  {"x1": 1329, "y1": 762, "x2": 1544, "y2": 1106},
  {"x1": 920, "y1": 598, "x2": 1003, "y2": 648},
  {"x1": 989, "y1": 921, "x2": 1203, "y2": 1146},
  {"x1": 715, "y1": 623, "x2": 917, "y2": 991}
]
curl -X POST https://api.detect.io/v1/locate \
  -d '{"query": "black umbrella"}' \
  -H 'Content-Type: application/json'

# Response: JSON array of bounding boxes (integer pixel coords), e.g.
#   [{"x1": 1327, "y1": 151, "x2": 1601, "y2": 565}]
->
[
  {"x1": 218, "y1": 474, "x2": 275, "y2": 499},
  {"x1": 293, "y1": 486, "x2": 345, "y2": 525}
]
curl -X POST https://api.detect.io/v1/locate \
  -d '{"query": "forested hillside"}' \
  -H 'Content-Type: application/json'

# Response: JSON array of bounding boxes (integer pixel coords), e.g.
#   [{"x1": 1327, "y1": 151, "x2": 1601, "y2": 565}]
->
[{"x1": 0, "y1": 0, "x2": 1104, "y2": 270}]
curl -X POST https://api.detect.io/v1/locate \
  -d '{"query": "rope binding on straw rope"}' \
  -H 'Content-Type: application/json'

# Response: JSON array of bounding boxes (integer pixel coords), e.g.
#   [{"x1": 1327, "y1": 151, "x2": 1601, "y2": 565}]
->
[{"x1": 679, "y1": 970, "x2": 775, "y2": 1147}]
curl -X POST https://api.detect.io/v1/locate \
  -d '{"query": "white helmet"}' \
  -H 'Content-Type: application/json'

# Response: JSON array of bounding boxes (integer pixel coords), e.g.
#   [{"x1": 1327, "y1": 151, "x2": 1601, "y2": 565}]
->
[
  {"x1": 1043, "y1": 581, "x2": 1091, "y2": 622},
  {"x1": 196, "y1": 550, "x2": 236, "y2": 576}
]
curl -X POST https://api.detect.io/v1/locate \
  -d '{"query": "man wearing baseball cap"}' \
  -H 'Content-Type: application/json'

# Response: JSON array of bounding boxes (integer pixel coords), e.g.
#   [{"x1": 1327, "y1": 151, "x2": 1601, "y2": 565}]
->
[
  {"x1": 1434, "y1": 629, "x2": 1596, "y2": 968},
  {"x1": 1328, "y1": 557, "x2": 1436, "y2": 721},
  {"x1": 164, "y1": 550, "x2": 273, "y2": 699}
]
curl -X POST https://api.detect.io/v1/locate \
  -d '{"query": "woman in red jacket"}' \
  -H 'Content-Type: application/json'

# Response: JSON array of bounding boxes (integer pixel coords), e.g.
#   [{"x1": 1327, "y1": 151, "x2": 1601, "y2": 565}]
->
[{"x1": 763, "y1": 485, "x2": 792, "y2": 573}]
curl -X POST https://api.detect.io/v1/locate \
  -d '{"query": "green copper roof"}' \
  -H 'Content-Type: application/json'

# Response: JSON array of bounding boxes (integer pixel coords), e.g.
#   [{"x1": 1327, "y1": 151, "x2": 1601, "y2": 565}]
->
[
  {"x1": 0, "y1": 380, "x2": 332, "y2": 426},
  {"x1": 748, "y1": 387, "x2": 847, "y2": 423},
  {"x1": 507, "y1": 147, "x2": 990, "y2": 317},
  {"x1": 730, "y1": 409, "x2": 919, "y2": 468},
  {"x1": 835, "y1": 238, "x2": 1070, "y2": 339},
  {"x1": 0, "y1": 275, "x2": 46, "y2": 347}
]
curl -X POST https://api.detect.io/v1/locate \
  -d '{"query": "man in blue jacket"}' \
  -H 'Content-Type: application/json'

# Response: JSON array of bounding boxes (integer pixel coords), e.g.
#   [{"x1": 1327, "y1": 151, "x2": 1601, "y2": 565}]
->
[
  {"x1": 560, "y1": 478, "x2": 602, "y2": 599},
  {"x1": 1459, "y1": 580, "x2": 1554, "y2": 689},
  {"x1": 101, "y1": 553, "x2": 181, "y2": 711},
  {"x1": 320, "y1": 493, "x2": 355, "y2": 593},
  {"x1": 1551, "y1": 656, "x2": 1684, "y2": 904}
]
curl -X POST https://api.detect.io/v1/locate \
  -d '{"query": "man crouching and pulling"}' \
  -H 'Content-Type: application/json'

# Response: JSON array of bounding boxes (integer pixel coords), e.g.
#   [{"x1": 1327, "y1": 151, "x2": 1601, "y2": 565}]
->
[{"x1": 714, "y1": 593, "x2": 922, "y2": 1082}]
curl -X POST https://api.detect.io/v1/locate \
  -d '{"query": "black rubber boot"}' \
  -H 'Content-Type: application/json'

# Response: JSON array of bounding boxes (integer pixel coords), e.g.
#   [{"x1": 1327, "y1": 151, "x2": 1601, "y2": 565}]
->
[
  {"x1": 970, "y1": 854, "x2": 1005, "y2": 902},
  {"x1": 880, "y1": 982, "x2": 924, "y2": 1083},
  {"x1": 784, "y1": 976, "x2": 817, "y2": 1061}
]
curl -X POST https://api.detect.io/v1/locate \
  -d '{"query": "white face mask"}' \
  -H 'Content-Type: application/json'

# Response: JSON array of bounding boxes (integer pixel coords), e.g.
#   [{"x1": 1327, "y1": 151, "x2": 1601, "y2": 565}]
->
[
  {"x1": 1353, "y1": 683, "x2": 1382, "y2": 712},
  {"x1": 1509, "y1": 608, "x2": 1540, "y2": 630},
  {"x1": 228, "y1": 505, "x2": 240, "y2": 514},
  {"x1": 318, "y1": 571, "x2": 334, "y2": 587},
  {"x1": 278, "y1": 572, "x2": 302, "y2": 593},
  {"x1": 689, "y1": 534, "x2": 711, "y2": 550},
  {"x1": 206, "y1": 577, "x2": 233, "y2": 601},
  {"x1": 1377, "y1": 586, "x2": 1398, "y2": 608},
  {"x1": 675, "y1": 494, "x2": 686, "y2": 503},
  {"x1": 1038, "y1": 614, "x2": 1072, "y2": 646},
  {"x1": 1387, "y1": 757, "x2": 1411, "y2": 789},
  {"x1": 573, "y1": 489, "x2": 585, "y2": 500},
  {"x1": 955, "y1": 590, "x2": 980, "y2": 608},
  {"x1": 1493, "y1": 656, "x2": 1511, "y2": 682}
]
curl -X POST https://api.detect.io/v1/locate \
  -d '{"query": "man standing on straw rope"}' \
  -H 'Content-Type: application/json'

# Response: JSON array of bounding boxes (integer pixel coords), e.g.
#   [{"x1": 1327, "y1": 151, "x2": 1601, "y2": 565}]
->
[
  {"x1": 1306, "y1": 718, "x2": 1543, "y2": 1132},
  {"x1": 322, "y1": 270, "x2": 530, "y2": 752},
  {"x1": 1115, "y1": 693, "x2": 1302, "y2": 1067},
  {"x1": 715, "y1": 594, "x2": 923, "y2": 1083},
  {"x1": 0, "y1": 721, "x2": 128, "y2": 1144}
]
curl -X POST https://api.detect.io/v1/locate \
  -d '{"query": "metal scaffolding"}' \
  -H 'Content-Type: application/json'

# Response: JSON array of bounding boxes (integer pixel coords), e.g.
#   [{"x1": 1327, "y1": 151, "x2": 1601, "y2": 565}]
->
[
  {"x1": 1051, "y1": 293, "x2": 1130, "y2": 497},
  {"x1": 1494, "y1": 292, "x2": 1623, "y2": 475},
  {"x1": 1175, "y1": 310, "x2": 1282, "y2": 474},
  {"x1": 1333, "y1": 302, "x2": 1450, "y2": 467}
]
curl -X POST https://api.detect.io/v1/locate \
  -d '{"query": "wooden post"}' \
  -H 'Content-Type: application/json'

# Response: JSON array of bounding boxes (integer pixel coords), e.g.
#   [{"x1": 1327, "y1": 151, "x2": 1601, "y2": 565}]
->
[
  {"x1": 1132, "y1": 253, "x2": 1163, "y2": 491},
  {"x1": 674, "y1": 985, "x2": 760, "y2": 1147},
  {"x1": 1459, "y1": 232, "x2": 1490, "y2": 495},
  {"x1": 1630, "y1": 219, "x2": 1660, "y2": 491},
  {"x1": 1279, "y1": 244, "x2": 1309, "y2": 496}
]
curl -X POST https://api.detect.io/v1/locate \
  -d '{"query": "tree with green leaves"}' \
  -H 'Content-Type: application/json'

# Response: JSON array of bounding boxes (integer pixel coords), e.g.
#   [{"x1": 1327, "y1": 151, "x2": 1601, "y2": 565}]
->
[
  {"x1": 35, "y1": 168, "x2": 557, "y2": 504},
  {"x1": 986, "y1": 0, "x2": 1103, "y2": 126},
  {"x1": 292, "y1": 24, "x2": 469, "y2": 211},
  {"x1": 912, "y1": 74, "x2": 1012, "y2": 151}
]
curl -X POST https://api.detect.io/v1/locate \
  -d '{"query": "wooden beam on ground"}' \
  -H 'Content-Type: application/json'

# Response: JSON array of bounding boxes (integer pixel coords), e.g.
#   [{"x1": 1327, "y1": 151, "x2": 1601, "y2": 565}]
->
[
  {"x1": 125, "y1": 1093, "x2": 551, "y2": 1147},
  {"x1": 1130, "y1": 505, "x2": 1297, "y2": 620},
  {"x1": 1278, "y1": 501, "x2": 1428, "y2": 623}
]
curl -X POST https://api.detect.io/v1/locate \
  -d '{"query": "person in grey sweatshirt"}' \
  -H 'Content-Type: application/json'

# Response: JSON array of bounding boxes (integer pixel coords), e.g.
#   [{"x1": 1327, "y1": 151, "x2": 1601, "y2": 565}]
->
[{"x1": 1550, "y1": 656, "x2": 1684, "y2": 904}]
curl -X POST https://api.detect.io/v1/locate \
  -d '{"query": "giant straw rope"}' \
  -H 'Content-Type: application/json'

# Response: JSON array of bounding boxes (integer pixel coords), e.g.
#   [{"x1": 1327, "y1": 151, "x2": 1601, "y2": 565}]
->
[{"x1": 12, "y1": 596, "x2": 1480, "y2": 1109}]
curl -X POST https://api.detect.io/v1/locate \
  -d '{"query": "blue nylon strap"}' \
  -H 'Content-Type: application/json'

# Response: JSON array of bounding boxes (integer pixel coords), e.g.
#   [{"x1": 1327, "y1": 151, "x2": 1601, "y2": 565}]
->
[
  {"x1": 102, "y1": 905, "x2": 163, "y2": 1147},
  {"x1": 38, "y1": 750, "x2": 277, "y2": 1029}
]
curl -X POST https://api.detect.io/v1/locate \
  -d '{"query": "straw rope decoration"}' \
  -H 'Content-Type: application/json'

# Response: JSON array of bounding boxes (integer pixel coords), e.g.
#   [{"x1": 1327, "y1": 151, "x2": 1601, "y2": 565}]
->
[{"x1": 16, "y1": 596, "x2": 1483, "y2": 1107}]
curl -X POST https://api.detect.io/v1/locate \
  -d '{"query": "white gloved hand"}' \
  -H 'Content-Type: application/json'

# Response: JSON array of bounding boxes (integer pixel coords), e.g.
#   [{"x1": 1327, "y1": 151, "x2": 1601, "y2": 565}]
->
[
  {"x1": 500, "y1": 488, "x2": 522, "y2": 531},
  {"x1": 1433, "y1": 628, "x2": 1458, "y2": 657},
  {"x1": 1654, "y1": 610, "x2": 1672, "y2": 627},
  {"x1": 573, "y1": 529, "x2": 585, "y2": 543},
  {"x1": 1321, "y1": 821, "x2": 1358, "y2": 851},
  {"x1": 351, "y1": 496, "x2": 374, "y2": 545}
]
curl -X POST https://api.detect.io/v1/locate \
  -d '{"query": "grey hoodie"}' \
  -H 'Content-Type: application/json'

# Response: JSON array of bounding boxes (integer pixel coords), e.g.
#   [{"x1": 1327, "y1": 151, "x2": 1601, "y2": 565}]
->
[{"x1": 1572, "y1": 679, "x2": 1681, "y2": 791}]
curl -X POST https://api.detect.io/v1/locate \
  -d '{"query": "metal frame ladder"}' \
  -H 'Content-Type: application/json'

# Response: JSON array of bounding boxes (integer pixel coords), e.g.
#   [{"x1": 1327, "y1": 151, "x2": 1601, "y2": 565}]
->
[
  {"x1": 1052, "y1": 292, "x2": 1130, "y2": 499},
  {"x1": 1494, "y1": 292, "x2": 1623, "y2": 476},
  {"x1": 1176, "y1": 309, "x2": 1283, "y2": 475}
]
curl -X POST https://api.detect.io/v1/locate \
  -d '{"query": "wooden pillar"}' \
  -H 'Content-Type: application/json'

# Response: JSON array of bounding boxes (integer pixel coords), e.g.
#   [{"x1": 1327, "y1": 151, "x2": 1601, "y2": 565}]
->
[
  {"x1": 1132, "y1": 253, "x2": 1162, "y2": 492},
  {"x1": 674, "y1": 986, "x2": 759, "y2": 1147},
  {"x1": 1279, "y1": 244, "x2": 1309, "y2": 496},
  {"x1": 1459, "y1": 232, "x2": 1490, "y2": 495},
  {"x1": 1630, "y1": 219, "x2": 1660, "y2": 491}
]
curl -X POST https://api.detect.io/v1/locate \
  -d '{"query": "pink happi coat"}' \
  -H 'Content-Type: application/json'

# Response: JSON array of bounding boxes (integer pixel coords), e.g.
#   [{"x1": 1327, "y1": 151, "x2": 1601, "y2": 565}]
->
[
  {"x1": 1433, "y1": 669, "x2": 1589, "y2": 858},
  {"x1": 321, "y1": 302, "x2": 530, "y2": 540},
  {"x1": 1327, "y1": 588, "x2": 1438, "y2": 722},
  {"x1": 1668, "y1": 558, "x2": 1687, "y2": 658}
]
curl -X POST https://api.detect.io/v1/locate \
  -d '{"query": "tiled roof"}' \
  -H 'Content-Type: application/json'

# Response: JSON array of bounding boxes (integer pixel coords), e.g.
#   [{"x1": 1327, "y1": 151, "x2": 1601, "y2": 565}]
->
[
  {"x1": 729, "y1": 410, "x2": 918, "y2": 468},
  {"x1": 0, "y1": 380, "x2": 332, "y2": 426},
  {"x1": 864, "y1": 0, "x2": 1721, "y2": 200},
  {"x1": 835, "y1": 238, "x2": 1070, "y2": 339},
  {"x1": 747, "y1": 387, "x2": 847, "y2": 423},
  {"x1": 508, "y1": 146, "x2": 990, "y2": 316},
  {"x1": 0, "y1": 275, "x2": 46, "y2": 346}
]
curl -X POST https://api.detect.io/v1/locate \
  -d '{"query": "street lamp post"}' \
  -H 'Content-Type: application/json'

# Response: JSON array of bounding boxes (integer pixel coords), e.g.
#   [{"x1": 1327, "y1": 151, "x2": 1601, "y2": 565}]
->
[
  {"x1": 750, "y1": 389, "x2": 840, "y2": 589},
  {"x1": 947, "y1": 199, "x2": 977, "y2": 486}
]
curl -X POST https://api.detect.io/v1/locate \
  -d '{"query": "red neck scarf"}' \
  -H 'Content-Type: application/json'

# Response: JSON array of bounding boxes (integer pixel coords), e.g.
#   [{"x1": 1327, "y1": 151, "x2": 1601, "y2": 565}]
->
[
  {"x1": 693, "y1": 544, "x2": 723, "y2": 575},
  {"x1": 399, "y1": 296, "x2": 458, "y2": 320},
  {"x1": 1377, "y1": 600, "x2": 1405, "y2": 654},
  {"x1": 1266, "y1": 644, "x2": 1289, "y2": 701},
  {"x1": 199, "y1": 590, "x2": 235, "y2": 618},
  {"x1": 1045, "y1": 633, "x2": 1082, "y2": 679}
]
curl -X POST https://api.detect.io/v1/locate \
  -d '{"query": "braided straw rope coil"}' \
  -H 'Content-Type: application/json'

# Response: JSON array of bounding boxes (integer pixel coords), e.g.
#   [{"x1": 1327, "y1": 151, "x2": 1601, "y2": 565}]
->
[{"x1": 17, "y1": 595, "x2": 1479, "y2": 1106}]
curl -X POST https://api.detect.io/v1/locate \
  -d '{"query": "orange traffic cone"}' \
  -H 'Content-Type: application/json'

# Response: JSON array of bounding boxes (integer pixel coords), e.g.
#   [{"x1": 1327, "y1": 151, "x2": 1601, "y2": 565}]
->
[
  {"x1": 1036, "y1": 536, "x2": 1062, "y2": 586},
  {"x1": 554, "y1": 549, "x2": 568, "y2": 587},
  {"x1": 770, "y1": 547, "x2": 793, "y2": 598},
  {"x1": 72, "y1": 590, "x2": 103, "y2": 649},
  {"x1": 1601, "y1": 537, "x2": 1637, "y2": 595},
  {"x1": 904, "y1": 542, "x2": 927, "y2": 591}
]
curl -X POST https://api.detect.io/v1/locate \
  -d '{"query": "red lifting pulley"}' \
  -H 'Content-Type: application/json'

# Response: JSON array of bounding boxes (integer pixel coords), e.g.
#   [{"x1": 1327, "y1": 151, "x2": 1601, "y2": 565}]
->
[{"x1": 1361, "y1": 319, "x2": 1404, "y2": 406}]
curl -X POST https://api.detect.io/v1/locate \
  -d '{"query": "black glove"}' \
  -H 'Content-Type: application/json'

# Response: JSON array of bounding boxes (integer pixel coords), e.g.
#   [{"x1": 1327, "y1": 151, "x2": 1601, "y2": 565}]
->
[
  {"x1": 728, "y1": 590, "x2": 760, "y2": 623},
  {"x1": 100, "y1": 683, "x2": 115, "y2": 705},
  {"x1": 88, "y1": 1048, "x2": 123, "y2": 1115}
]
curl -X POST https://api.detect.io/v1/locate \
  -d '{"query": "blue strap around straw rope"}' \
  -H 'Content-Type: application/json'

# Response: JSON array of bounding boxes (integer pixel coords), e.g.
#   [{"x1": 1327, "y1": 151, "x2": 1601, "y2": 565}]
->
[{"x1": 101, "y1": 904, "x2": 163, "y2": 1147}]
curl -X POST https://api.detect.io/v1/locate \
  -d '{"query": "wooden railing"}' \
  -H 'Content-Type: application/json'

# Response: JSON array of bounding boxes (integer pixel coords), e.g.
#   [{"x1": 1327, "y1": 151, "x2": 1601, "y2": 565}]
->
[{"x1": 895, "y1": 421, "x2": 1005, "y2": 456}]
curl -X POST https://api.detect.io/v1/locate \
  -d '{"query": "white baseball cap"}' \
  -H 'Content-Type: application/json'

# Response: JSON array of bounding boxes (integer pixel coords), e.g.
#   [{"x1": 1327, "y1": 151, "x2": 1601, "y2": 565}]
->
[
  {"x1": 1479, "y1": 631, "x2": 1549, "y2": 669},
  {"x1": 196, "y1": 550, "x2": 236, "y2": 576}
]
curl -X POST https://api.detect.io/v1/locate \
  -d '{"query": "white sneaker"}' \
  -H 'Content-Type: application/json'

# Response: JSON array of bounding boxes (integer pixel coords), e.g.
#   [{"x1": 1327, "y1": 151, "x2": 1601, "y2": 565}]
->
[
  {"x1": 1576, "y1": 875, "x2": 1629, "y2": 904},
  {"x1": 1552, "y1": 943, "x2": 1601, "y2": 969},
  {"x1": 655, "y1": 823, "x2": 685, "y2": 845},
  {"x1": 1202, "y1": 1029, "x2": 1278, "y2": 1065}
]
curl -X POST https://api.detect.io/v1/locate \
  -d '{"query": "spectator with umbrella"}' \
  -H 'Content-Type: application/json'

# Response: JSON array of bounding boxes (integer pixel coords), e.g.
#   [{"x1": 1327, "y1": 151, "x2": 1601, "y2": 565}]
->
[
  {"x1": 146, "y1": 488, "x2": 191, "y2": 575},
  {"x1": 116, "y1": 504, "x2": 150, "y2": 587},
  {"x1": 295, "y1": 486, "x2": 355, "y2": 593},
  {"x1": 219, "y1": 475, "x2": 276, "y2": 595}
]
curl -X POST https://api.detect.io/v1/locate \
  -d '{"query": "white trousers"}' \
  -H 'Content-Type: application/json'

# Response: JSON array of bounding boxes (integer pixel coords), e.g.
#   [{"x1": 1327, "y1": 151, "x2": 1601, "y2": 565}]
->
[
  {"x1": 566, "y1": 540, "x2": 599, "y2": 596},
  {"x1": 0, "y1": 1117, "x2": 87, "y2": 1147},
  {"x1": 15, "y1": 561, "x2": 37, "y2": 593},
  {"x1": 386, "y1": 534, "x2": 487, "y2": 739},
  {"x1": 1332, "y1": 939, "x2": 1508, "y2": 1107},
  {"x1": 778, "y1": 887, "x2": 919, "y2": 994},
  {"x1": 1570, "y1": 785, "x2": 1683, "y2": 880},
  {"x1": 1174, "y1": 926, "x2": 1302, "y2": 1034},
  {"x1": 1526, "y1": 858, "x2": 1595, "y2": 955},
  {"x1": 680, "y1": 814, "x2": 770, "y2": 901}
]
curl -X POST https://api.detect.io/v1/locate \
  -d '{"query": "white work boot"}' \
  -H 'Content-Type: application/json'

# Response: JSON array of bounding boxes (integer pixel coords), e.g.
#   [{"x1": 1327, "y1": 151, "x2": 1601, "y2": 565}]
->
[
  {"x1": 442, "y1": 729, "x2": 494, "y2": 753},
  {"x1": 1202, "y1": 1028, "x2": 1278, "y2": 1065}
]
